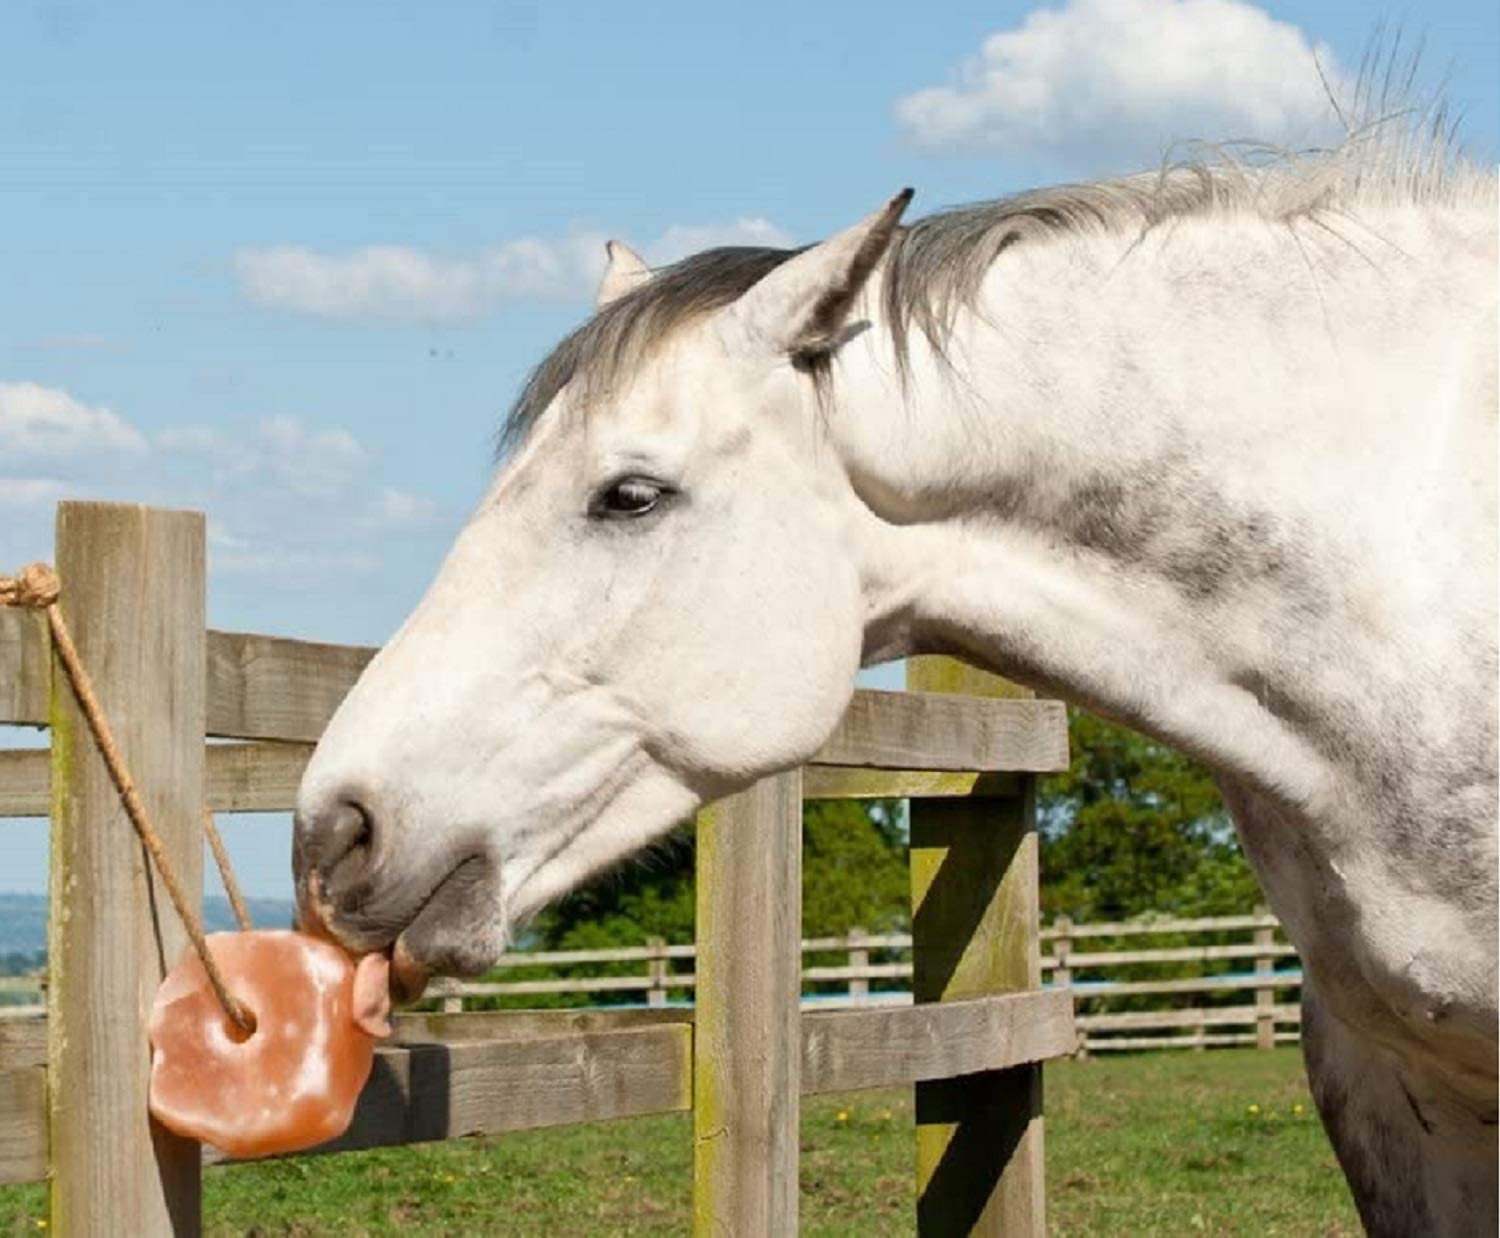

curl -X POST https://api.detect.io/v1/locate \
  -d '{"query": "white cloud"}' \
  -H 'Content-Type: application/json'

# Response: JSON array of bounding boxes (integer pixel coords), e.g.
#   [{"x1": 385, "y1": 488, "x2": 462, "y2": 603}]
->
[
  {"x1": 643, "y1": 218, "x2": 795, "y2": 266},
  {"x1": 0, "y1": 386, "x2": 447, "y2": 584},
  {"x1": 255, "y1": 414, "x2": 368, "y2": 500},
  {"x1": 0, "y1": 382, "x2": 147, "y2": 460},
  {"x1": 210, "y1": 546, "x2": 382, "y2": 578},
  {"x1": 156, "y1": 425, "x2": 220, "y2": 453},
  {"x1": 185, "y1": 419, "x2": 446, "y2": 577},
  {"x1": 159, "y1": 415, "x2": 369, "y2": 502},
  {"x1": 366, "y1": 488, "x2": 438, "y2": 530},
  {"x1": 895, "y1": 0, "x2": 1348, "y2": 165},
  {"x1": 0, "y1": 478, "x2": 67, "y2": 508},
  {"x1": 233, "y1": 217, "x2": 795, "y2": 322},
  {"x1": 233, "y1": 238, "x2": 601, "y2": 321}
]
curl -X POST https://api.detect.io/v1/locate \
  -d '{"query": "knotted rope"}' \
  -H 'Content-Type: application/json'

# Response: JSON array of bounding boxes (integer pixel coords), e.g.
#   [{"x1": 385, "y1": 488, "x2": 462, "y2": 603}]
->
[{"x1": 2, "y1": 561, "x2": 256, "y2": 1033}]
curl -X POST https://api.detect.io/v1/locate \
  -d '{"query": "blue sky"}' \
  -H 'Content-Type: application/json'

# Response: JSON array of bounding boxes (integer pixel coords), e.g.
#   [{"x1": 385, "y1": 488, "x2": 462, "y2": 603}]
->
[{"x1": 3, "y1": 1, "x2": 1496, "y2": 899}]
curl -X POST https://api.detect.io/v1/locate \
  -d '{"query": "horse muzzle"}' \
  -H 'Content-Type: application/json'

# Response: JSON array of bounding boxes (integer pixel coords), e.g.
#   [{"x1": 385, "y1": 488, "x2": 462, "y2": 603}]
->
[{"x1": 292, "y1": 793, "x2": 507, "y2": 1004}]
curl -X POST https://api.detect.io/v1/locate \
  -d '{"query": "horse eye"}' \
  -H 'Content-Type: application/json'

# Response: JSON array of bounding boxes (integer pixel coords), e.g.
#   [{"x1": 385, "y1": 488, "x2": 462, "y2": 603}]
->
[{"x1": 591, "y1": 476, "x2": 668, "y2": 519}]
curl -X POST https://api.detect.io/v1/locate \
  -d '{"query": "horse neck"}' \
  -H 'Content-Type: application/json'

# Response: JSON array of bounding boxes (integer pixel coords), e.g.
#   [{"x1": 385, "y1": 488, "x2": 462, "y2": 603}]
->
[{"x1": 832, "y1": 209, "x2": 1494, "y2": 822}]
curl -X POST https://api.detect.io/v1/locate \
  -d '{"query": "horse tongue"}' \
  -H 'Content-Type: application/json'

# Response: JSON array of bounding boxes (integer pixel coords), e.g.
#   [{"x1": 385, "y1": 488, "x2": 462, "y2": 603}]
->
[{"x1": 351, "y1": 951, "x2": 393, "y2": 1038}]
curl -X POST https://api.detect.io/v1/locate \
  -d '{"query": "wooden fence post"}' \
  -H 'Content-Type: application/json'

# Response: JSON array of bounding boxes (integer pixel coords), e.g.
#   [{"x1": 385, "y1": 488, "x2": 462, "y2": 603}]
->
[
  {"x1": 907, "y1": 656, "x2": 1045, "y2": 1236},
  {"x1": 48, "y1": 502, "x2": 206, "y2": 1237},
  {"x1": 1052, "y1": 916, "x2": 1078, "y2": 1056},
  {"x1": 847, "y1": 927, "x2": 869, "y2": 1002},
  {"x1": 1254, "y1": 904, "x2": 1275, "y2": 1050},
  {"x1": 693, "y1": 770, "x2": 803, "y2": 1236},
  {"x1": 646, "y1": 936, "x2": 668, "y2": 1008}
]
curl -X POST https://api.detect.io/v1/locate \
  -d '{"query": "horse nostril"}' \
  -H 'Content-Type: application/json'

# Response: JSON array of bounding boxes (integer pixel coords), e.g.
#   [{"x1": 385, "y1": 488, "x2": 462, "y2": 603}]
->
[
  {"x1": 328, "y1": 799, "x2": 376, "y2": 873},
  {"x1": 296, "y1": 795, "x2": 379, "y2": 894}
]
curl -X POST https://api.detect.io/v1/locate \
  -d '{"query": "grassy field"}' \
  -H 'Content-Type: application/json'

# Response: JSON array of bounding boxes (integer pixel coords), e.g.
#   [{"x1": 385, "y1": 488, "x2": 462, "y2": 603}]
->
[{"x1": 1, "y1": 1047, "x2": 1358, "y2": 1235}]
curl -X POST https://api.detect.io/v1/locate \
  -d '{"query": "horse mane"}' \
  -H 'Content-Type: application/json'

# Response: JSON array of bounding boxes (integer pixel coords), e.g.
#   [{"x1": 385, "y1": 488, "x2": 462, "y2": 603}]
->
[
  {"x1": 500, "y1": 247, "x2": 804, "y2": 451},
  {"x1": 501, "y1": 83, "x2": 1493, "y2": 450}
]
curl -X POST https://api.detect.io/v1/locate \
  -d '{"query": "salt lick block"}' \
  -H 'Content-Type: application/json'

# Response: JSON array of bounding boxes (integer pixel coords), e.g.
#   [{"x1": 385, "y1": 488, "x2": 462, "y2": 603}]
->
[{"x1": 149, "y1": 930, "x2": 392, "y2": 1159}]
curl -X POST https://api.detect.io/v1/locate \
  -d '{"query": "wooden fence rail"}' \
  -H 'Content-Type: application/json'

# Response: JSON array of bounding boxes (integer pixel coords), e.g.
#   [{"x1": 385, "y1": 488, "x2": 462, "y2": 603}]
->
[{"x1": 0, "y1": 501, "x2": 1075, "y2": 1236}]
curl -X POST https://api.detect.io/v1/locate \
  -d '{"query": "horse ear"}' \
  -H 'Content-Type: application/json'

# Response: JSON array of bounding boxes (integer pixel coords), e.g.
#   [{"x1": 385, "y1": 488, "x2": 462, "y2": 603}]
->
[
  {"x1": 732, "y1": 188, "x2": 913, "y2": 357},
  {"x1": 596, "y1": 241, "x2": 652, "y2": 309}
]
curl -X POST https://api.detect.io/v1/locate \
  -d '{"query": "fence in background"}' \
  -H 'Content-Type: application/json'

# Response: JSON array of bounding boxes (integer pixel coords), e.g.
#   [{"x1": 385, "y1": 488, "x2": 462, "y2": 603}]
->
[{"x1": 406, "y1": 910, "x2": 1303, "y2": 1053}]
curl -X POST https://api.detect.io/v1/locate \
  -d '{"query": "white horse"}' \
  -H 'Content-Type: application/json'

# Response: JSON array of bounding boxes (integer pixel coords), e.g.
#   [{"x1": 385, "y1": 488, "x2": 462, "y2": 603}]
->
[{"x1": 294, "y1": 128, "x2": 1497, "y2": 1233}]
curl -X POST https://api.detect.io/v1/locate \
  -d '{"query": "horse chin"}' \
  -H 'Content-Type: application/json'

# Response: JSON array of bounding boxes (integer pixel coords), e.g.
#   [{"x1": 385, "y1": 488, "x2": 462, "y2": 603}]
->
[
  {"x1": 388, "y1": 937, "x2": 432, "y2": 1006},
  {"x1": 386, "y1": 850, "x2": 508, "y2": 1001}
]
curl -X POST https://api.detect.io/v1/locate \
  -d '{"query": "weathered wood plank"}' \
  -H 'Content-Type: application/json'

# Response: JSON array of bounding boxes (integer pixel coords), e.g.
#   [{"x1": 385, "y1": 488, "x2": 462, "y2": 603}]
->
[
  {"x1": 0, "y1": 1016, "x2": 45, "y2": 1071},
  {"x1": 205, "y1": 630, "x2": 374, "y2": 742},
  {"x1": 0, "y1": 748, "x2": 49, "y2": 815},
  {"x1": 798, "y1": 933, "x2": 911, "y2": 952},
  {"x1": 803, "y1": 990, "x2": 1073, "y2": 1095},
  {"x1": 820, "y1": 690, "x2": 1067, "y2": 772},
  {"x1": 390, "y1": 1007, "x2": 694, "y2": 1046},
  {"x1": 0, "y1": 1009, "x2": 718, "y2": 1081},
  {"x1": 200, "y1": 739, "x2": 311, "y2": 811},
  {"x1": 1254, "y1": 905, "x2": 1277, "y2": 1051},
  {"x1": 248, "y1": 1025, "x2": 694, "y2": 1161},
  {"x1": 1, "y1": 740, "x2": 313, "y2": 816},
  {"x1": 1073, "y1": 972, "x2": 1301, "y2": 998},
  {"x1": 693, "y1": 771, "x2": 802, "y2": 1237},
  {"x1": 450, "y1": 975, "x2": 666, "y2": 997},
  {"x1": 0, "y1": 1067, "x2": 46, "y2": 1185},
  {"x1": 0, "y1": 745, "x2": 1040, "y2": 818},
  {"x1": 0, "y1": 609, "x2": 49, "y2": 726},
  {"x1": 2, "y1": 752, "x2": 1022, "y2": 818},
  {"x1": 49, "y1": 502, "x2": 206, "y2": 1236},
  {"x1": 1077, "y1": 1003, "x2": 1302, "y2": 1032},
  {"x1": 1051, "y1": 942, "x2": 1298, "y2": 968},
  {"x1": 1087, "y1": 1032, "x2": 1299, "y2": 1051},
  {"x1": 0, "y1": 989, "x2": 1083, "y2": 1121},
  {"x1": 4, "y1": 993, "x2": 1074, "y2": 1185},
  {"x1": 803, "y1": 767, "x2": 1023, "y2": 800},
  {"x1": 1042, "y1": 913, "x2": 1281, "y2": 939},
  {"x1": 908, "y1": 656, "x2": 1048, "y2": 1238}
]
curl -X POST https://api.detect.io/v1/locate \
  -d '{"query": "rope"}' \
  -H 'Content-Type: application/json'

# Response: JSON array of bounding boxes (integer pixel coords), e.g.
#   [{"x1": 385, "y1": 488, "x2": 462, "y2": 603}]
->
[
  {"x1": 203, "y1": 808, "x2": 253, "y2": 932},
  {"x1": 2, "y1": 562, "x2": 257, "y2": 1034}
]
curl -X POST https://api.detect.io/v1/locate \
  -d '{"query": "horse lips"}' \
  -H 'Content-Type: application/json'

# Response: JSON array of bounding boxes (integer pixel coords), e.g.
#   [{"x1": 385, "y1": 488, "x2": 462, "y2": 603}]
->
[{"x1": 148, "y1": 931, "x2": 391, "y2": 1159}]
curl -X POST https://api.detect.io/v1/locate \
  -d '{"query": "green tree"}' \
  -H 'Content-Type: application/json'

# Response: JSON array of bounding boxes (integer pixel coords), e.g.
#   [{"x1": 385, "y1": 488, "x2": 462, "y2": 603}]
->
[
  {"x1": 528, "y1": 799, "x2": 909, "y2": 950},
  {"x1": 801, "y1": 800, "x2": 908, "y2": 936},
  {"x1": 1039, "y1": 709, "x2": 1262, "y2": 921},
  {"x1": 527, "y1": 827, "x2": 697, "y2": 951}
]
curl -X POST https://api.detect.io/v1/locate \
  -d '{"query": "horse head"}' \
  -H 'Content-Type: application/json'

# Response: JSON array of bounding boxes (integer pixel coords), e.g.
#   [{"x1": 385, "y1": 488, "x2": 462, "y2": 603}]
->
[{"x1": 292, "y1": 192, "x2": 913, "y2": 993}]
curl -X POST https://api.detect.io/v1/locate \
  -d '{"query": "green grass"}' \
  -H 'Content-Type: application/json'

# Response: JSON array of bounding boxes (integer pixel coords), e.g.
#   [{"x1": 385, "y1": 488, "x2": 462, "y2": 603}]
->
[{"x1": 1, "y1": 1048, "x2": 1358, "y2": 1235}]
